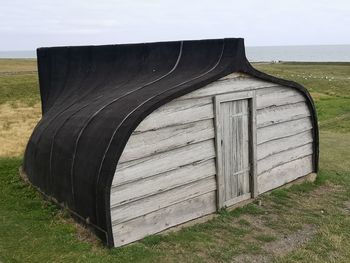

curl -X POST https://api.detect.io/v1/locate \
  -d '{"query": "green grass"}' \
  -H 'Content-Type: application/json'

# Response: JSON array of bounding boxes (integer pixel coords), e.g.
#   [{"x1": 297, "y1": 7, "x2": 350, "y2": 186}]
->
[
  {"x1": 254, "y1": 62, "x2": 350, "y2": 133},
  {"x1": 0, "y1": 59, "x2": 39, "y2": 105},
  {"x1": 254, "y1": 62, "x2": 350, "y2": 98},
  {"x1": 0, "y1": 61, "x2": 350, "y2": 262},
  {"x1": 0, "y1": 74, "x2": 39, "y2": 105}
]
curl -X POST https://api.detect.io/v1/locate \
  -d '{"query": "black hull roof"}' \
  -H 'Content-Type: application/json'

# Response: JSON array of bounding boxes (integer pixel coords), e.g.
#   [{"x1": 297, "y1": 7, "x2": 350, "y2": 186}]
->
[{"x1": 23, "y1": 38, "x2": 319, "y2": 247}]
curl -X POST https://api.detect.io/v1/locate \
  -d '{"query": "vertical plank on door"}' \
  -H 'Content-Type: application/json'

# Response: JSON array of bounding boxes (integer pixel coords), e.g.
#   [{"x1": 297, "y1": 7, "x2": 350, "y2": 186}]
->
[
  {"x1": 220, "y1": 99, "x2": 250, "y2": 204},
  {"x1": 214, "y1": 91, "x2": 257, "y2": 209}
]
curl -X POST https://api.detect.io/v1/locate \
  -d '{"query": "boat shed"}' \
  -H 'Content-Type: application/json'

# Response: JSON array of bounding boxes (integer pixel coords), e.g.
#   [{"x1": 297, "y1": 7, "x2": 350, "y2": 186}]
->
[{"x1": 23, "y1": 38, "x2": 319, "y2": 247}]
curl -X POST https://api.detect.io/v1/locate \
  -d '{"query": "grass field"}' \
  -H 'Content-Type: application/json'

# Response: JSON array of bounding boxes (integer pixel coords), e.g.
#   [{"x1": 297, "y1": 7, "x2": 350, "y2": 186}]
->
[{"x1": 0, "y1": 60, "x2": 349, "y2": 262}]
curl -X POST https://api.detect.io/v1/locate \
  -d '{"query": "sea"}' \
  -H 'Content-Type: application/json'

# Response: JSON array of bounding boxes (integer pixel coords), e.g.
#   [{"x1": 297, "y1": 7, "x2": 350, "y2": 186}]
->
[
  {"x1": 246, "y1": 45, "x2": 350, "y2": 62},
  {"x1": 0, "y1": 45, "x2": 350, "y2": 62}
]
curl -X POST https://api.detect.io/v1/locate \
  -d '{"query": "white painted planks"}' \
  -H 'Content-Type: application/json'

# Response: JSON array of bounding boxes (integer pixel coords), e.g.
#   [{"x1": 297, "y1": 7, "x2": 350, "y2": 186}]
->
[
  {"x1": 111, "y1": 158, "x2": 216, "y2": 206},
  {"x1": 121, "y1": 80, "x2": 310, "y2": 164},
  {"x1": 135, "y1": 97, "x2": 213, "y2": 133},
  {"x1": 257, "y1": 102, "x2": 310, "y2": 128},
  {"x1": 119, "y1": 119, "x2": 215, "y2": 163},
  {"x1": 113, "y1": 139, "x2": 215, "y2": 186},
  {"x1": 257, "y1": 117, "x2": 313, "y2": 144},
  {"x1": 256, "y1": 86, "x2": 305, "y2": 109},
  {"x1": 112, "y1": 191, "x2": 216, "y2": 247},
  {"x1": 257, "y1": 143, "x2": 313, "y2": 175},
  {"x1": 258, "y1": 155, "x2": 313, "y2": 194},
  {"x1": 179, "y1": 76, "x2": 277, "y2": 100},
  {"x1": 111, "y1": 176, "x2": 216, "y2": 225},
  {"x1": 257, "y1": 130, "x2": 313, "y2": 160}
]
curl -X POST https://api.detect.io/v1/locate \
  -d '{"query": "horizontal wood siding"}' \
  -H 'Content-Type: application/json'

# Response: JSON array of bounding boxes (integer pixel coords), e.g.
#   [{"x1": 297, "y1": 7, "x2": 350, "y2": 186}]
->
[
  {"x1": 257, "y1": 143, "x2": 313, "y2": 175},
  {"x1": 113, "y1": 139, "x2": 215, "y2": 186},
  {"x1": 135, "y1": 97, "x2": 213, "y2": 133},
  {"x1": 257, "y1": 117, "x2": 313, "y2": 144},
  {"x1": 111, "y1": 176, "x2": 216, "y2": 225},
  {"x1": 258, "y1": 155, "x2": 313, "y2": 194},
  {"x1": 119, "y1": 119, "x2": 214, "y2": 163},
  {"x1": 257, "y1": 102, "x2": 310, "y2": 128},
  {"x1": 111, "y1": 73, "x2": 314, "y2": 246},
  {"x1": 256, "y1": 86, "x2": 306, "y2": 109},
  {"x1": 112, "y1": 192, "x2": 216, "y2": 247},
  {"x1": 179, "y1": 75, "x2": 277, "y2": 100},
  {"x1": 111, "y1": 159, "x2": 216, "y2": 206},
  {"x1": 257, "y1": 130, "x2": 313, "y2": 160}
]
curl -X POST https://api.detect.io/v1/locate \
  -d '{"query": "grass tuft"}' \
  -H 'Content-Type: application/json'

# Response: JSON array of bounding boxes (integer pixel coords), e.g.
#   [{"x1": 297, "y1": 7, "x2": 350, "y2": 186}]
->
[
  {"x1": 288, "y1": 182, "x2": 317, "y2": 193},
  {"x1": 254, "y1": 234, "x2": 277, "y2": 243}
]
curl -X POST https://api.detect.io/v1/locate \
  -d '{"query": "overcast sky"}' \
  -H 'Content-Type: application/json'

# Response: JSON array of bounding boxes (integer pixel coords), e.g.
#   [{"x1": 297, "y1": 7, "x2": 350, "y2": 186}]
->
[{"x1": 1, "y1": 0, "x2": 349, "y2": 50}]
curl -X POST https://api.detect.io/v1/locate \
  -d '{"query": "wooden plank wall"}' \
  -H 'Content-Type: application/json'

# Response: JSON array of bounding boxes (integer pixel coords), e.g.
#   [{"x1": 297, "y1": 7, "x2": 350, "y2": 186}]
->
[{"x1": 110, "y1": 73, "x2": 314, "y2": 247}]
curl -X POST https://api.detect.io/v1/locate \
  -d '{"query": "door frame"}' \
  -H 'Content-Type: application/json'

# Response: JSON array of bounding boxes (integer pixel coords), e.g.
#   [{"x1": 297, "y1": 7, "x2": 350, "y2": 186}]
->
[{"x1": 213, "y1": 91, "x2": 258, "y2": 209}]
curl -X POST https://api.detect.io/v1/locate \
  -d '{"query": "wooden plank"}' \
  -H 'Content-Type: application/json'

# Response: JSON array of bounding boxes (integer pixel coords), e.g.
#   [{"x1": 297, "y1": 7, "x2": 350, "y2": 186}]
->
[
  {"x1": 213, "y1": 95, "x2": 225, "y2": 209},
  {"x1": 111, "y1": 158, "x2": 216, "y2": 205},
  {"x1": 257, "y1": 102, "x2": 310, "y2": 128},
  {"x1": 135, "y1": 97, "x2": 213, "y2": 132},
  {"x1": 222, "y1": 101, "x2": 235, "y2": 200},
  {"x1": 256, "y1": 86, "x2": 305, "y2": 109},
  {"x1": 218, "y1": 72, "x2": 247, "y2": 80},
  {"x1": 257, "y1": 130, "x2": 313, "y2": 160},
  {"x1": 257, "y1": 143, "x2": 313, "y2": 175},
  {"x1": 112, "y1": 191, "x2": 216, "y2": 247},
  {"x1": 221, "y1": 99, "x2": 250, "y2": 200},
  {"x1": 223, "y1": 192, "x2": 251, "y2": 208},
  {"x1": 111, "y1": 176, "x2": 216, "y2": 225},
  {"x1": 133, "y1": 77, "x2": 278, "y2": 133},
  {"x1": 214, "y1": 92, "x2": 255, "y2": 207},
  {"x1": 250, "y1": 91, "x2": 258, "y2": 198},
  {"x1": 258, "y1": 155, "x2": 313, "y2": 194},
  {"x1": 119, "y1": 119, "x2": 214, "y2": 163},
  {"x1": 240, "y1": 101, "x2": 250, "y2": 196},
  {"x1": 179, "y1": 77, "x2": 278, "y2": 100},
  {"x1": 257, "y1": 117, "x2": 313, "y2": 144},
  {"x1": 113, "y1": 139, "x2": 215, "y2": 186},
  {"x1": 211, "y1": 90, "x2": 255, "y2": 103}
]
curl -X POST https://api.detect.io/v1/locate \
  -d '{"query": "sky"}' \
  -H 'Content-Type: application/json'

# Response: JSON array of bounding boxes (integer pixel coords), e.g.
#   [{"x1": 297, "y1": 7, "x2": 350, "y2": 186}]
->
[{"x1": 1, "y1": 0, "x2": 350, "y2": 50}]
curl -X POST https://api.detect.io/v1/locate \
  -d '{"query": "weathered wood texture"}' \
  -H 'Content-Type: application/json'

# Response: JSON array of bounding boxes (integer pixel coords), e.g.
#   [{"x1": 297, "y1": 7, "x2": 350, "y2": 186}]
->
[
  {"x1": 113, "y1": 140, "x2": 215, "y2": 186},
  {"x1": 258, "y1": 155, "x2": 313, "y2": 194},
  {"x1": 111, "y1": 176, "x2": 216, "y2": 225},
  {"x1": 215, "y1": 94, "x2": 252, "y2": 208},
  {"x1": 222, "y1": 99, "x2": 250, "y2": 202},
  {"x1": 119, "y1": 119, "x2": 214, "y2": 163},
  {"x1": 111, "y1": 159, "x2": 216, "y2": 207},
  {"x1": 112, "y1": 191, "x2": 216, "y2": 247},
  {"x1": 110, "y1": 73, "x2": 314, "y2": 246}
]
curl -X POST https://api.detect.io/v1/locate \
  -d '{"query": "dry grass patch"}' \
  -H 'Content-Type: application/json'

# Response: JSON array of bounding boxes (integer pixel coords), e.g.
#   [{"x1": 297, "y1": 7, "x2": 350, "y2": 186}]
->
[
  {"x1": 0, "y1": 59, "x2": 37, "y2": 73},
  {"x1": 229, "y1": 181, "x2": 350, "y2": 262},
  {"x1": 0, "y1": 102, "x2": 41, "y2": 157}
]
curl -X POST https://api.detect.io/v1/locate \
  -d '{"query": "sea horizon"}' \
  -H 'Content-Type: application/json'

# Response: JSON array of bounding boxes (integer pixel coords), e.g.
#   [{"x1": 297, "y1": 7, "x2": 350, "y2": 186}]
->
[{"x1": 1, "y1": 44, "x2": 350, "y2": 62}]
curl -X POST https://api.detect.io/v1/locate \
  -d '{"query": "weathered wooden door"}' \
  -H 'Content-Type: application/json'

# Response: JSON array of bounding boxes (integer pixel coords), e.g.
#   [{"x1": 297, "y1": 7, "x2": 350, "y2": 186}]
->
[{"x1": 214, "y1": 91, "x2": 257, "y2": 208}]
